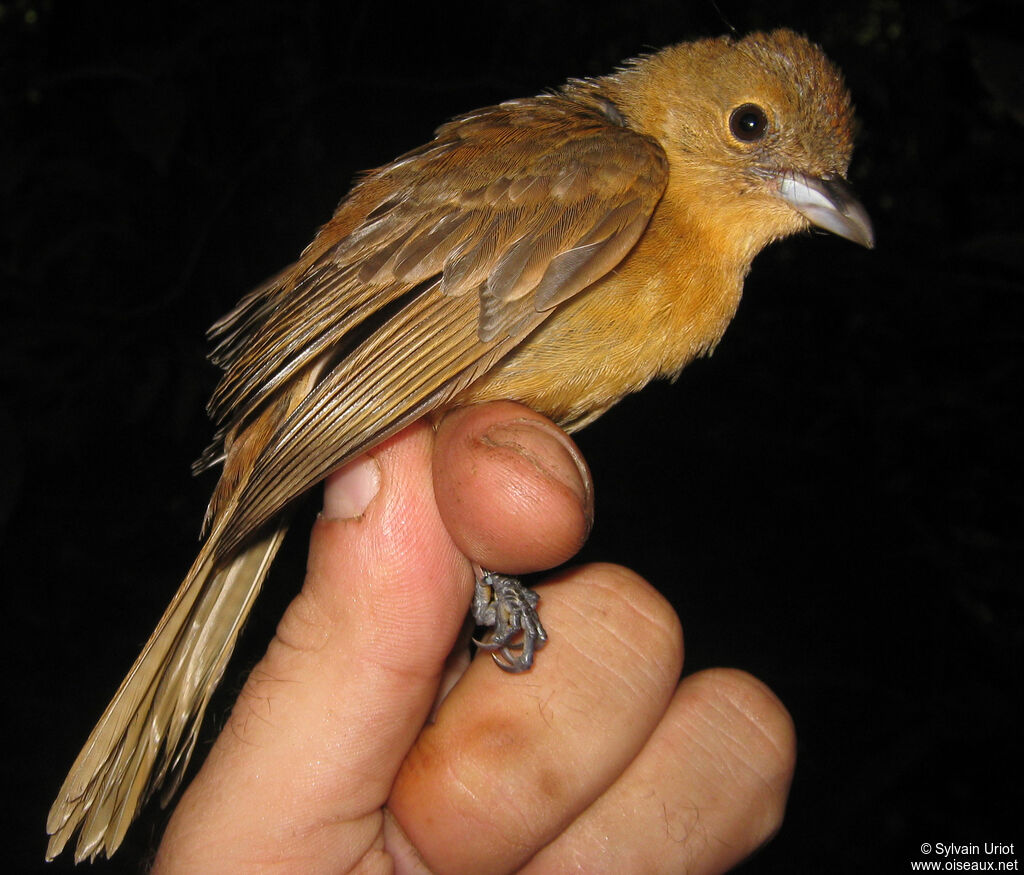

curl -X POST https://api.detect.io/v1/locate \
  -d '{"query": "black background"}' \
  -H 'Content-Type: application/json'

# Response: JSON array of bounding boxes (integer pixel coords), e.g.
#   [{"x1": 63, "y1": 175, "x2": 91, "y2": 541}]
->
[{"x1": 3, "y1": 0, "x2": 1022, "y2": 871}]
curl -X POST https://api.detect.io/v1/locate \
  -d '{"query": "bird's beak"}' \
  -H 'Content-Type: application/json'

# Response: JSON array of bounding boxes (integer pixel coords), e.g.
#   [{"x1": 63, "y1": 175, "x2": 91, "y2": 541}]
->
[{"x1": 776, "y1": 171, "x2": 875, "y2": 249}]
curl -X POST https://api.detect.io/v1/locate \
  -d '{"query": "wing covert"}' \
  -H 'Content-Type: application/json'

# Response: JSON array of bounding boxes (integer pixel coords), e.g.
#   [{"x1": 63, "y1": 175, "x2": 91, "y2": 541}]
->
[{"x1": 203, "y1": 92, "x2": 669, "y2": 549}]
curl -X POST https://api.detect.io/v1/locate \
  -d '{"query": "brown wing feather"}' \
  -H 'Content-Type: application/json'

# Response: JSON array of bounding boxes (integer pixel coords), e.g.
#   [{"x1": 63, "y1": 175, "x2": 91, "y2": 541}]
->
[{"x1": 205, "y1": 92, "x2": 669, "y2": 556}]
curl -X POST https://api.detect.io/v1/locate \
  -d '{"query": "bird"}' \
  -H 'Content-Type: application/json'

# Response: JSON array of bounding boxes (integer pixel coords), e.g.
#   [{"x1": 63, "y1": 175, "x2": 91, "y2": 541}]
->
[{"x1": 46, "y1": 28, "x2": 873, "y2": 862}]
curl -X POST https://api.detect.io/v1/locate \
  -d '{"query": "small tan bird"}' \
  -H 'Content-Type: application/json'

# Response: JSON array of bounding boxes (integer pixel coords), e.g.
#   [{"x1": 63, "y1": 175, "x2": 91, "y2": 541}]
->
[{"x1": 47, "y1": 28, "x2": 873, "y2": 861}]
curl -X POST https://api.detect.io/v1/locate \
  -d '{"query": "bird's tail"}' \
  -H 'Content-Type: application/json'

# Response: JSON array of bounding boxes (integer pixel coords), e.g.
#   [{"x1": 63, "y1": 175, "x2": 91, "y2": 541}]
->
[{"x1": 45, "y1": 522, "x2": 288, "y2": 862}]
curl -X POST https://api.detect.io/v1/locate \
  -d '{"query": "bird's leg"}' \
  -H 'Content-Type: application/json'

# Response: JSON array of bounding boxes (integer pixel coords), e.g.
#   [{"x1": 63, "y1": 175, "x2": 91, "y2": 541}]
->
[{"x1": 471, "y1": 563, "x2": 547, "y2": 672}]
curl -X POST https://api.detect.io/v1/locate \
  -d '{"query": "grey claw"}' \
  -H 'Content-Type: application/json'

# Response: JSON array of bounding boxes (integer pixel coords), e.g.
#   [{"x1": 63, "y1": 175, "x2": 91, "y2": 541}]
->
[{"x1": 471, "y1": 567, "x2": 547, "y2": 672}]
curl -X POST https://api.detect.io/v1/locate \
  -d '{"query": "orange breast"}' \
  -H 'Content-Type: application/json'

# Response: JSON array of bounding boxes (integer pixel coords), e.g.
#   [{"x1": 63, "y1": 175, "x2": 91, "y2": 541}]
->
[{"x1": 457, "y1": 202, "x2": 746, "y2": 431}]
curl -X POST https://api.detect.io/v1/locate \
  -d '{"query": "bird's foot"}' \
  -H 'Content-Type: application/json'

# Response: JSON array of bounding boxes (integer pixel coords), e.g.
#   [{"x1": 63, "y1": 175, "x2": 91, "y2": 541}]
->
[{"x1": 471, "y1": 565, "x2": 547, "y2": 672}]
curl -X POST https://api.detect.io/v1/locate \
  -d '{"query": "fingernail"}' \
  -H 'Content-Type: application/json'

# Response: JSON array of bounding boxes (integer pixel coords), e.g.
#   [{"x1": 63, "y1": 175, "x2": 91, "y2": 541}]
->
[
  {"x1": 322, "y1": 454, "x2": 381, "y2": 520},
  {"x1": 482, "y1": 419, "x2": 594, "y2": 524}
]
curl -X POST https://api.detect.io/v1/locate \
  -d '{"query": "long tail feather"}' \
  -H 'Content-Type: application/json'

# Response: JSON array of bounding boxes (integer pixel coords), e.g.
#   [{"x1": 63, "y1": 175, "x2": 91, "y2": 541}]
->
[{"x1": 45, "y1": 523, "x2": 287, "y2": 862}]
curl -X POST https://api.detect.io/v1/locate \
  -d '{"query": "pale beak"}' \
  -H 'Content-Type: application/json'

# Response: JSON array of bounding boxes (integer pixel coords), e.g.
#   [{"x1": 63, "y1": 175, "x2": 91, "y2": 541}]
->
[{"x1": 777, "y1": 170, "x2": 875, "y2": 249}]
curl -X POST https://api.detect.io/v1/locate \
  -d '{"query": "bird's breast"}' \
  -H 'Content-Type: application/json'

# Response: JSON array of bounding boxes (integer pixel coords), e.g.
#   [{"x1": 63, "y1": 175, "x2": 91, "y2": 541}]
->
[{"x1": 457, "y1": 207, "x2": 746, "y2": 431}]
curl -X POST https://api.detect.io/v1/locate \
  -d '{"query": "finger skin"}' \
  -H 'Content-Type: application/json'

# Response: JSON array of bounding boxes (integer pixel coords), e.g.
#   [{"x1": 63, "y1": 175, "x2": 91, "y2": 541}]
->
[
  {"x1": 155, "y1": 421, "x2": 470, "y2": 873},
  {"x1": 524, "y1": 668, "x2": 796, "y2": 875},
  {"x1": 154, "y1": 403, "x2": 596, "y2": 872},
  {"x1": 388, "y1": 563, "x2": 684, "y2": 875},
  {"x1": 154, "y1": 401, "x2": 792, "y2": 875},
  {"x1": 433, "y1": 401, "x2": 593, "y2": 575}
]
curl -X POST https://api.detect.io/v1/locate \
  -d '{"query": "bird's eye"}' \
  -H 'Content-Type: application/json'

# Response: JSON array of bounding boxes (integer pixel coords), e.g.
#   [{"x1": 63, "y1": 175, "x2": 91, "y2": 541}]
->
[{"x1": 729, "y1": 104, "x2": 768, "y2": 142}]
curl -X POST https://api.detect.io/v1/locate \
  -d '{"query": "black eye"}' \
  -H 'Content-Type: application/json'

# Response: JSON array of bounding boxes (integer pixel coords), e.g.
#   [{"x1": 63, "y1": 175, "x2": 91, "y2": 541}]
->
[{"x1": 729, "y1": 103, "x2": 768, "y2": 142}]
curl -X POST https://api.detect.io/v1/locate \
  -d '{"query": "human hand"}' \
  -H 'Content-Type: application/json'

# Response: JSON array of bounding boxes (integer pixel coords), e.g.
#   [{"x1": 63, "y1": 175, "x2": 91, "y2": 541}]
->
[{"x1": 153, "y1": 401, "x2": 795, "y2": 874}]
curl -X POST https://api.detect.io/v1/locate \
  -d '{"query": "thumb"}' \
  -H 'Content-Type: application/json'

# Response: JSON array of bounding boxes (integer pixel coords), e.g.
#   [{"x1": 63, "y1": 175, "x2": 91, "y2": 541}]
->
[{"x1": 154, "y1": 420, "x2": 470, "y2": 873}]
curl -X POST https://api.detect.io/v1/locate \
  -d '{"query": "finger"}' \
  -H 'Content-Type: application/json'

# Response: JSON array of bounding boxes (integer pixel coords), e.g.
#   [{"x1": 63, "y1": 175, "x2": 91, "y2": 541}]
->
[
  {"x1": 156, "y1": 420, "x2": 470, "y2": 873},
  {"x1": 433, "y1": 401, "x2": 593, "y2": 574},
  {"x1": 387, "y1": 563, "x2": 684, "y2": 875},
  {"x1": 524, "y1": 668, "x2": 796, "y2": 874}
]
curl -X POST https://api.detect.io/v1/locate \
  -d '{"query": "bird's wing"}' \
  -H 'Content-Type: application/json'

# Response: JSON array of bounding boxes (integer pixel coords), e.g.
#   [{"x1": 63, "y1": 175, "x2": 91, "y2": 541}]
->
[{"x1": 205, "y1": 94, "x2": 669, "y2": 553}]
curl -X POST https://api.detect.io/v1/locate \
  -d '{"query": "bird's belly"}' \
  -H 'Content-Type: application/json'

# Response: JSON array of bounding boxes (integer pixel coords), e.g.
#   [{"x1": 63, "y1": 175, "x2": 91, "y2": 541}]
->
[{"x1": 457, "y1": 263, "x2": 741, "y2": 431}]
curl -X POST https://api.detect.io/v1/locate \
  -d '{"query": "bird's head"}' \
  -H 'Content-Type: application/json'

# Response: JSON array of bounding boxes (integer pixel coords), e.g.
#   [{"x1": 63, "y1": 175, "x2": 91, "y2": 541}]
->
[{"x1": 605, "y1": 29, "x2": 874, "y2": 259}]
